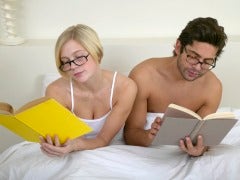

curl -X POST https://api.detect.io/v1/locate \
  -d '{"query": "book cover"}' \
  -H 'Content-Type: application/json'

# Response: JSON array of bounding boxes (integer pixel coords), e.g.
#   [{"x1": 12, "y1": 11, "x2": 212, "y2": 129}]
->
[
  {"x1": 152, "y1": 104, "x2": 237, "y2": 146},
  {"x1": 0, "y1": 97, "x2": 92, "y2": 144}
]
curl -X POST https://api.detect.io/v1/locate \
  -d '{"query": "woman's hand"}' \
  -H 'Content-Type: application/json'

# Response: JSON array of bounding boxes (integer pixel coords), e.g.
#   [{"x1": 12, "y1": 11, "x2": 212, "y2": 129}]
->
[{"x1": 39, "y1": 135, "x2": 77, "y2": 157}]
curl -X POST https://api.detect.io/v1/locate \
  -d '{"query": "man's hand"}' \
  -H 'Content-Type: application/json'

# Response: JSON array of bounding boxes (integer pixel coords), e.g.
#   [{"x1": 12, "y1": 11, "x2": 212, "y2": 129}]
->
[
  {"x1": 148, "y1": 117, "x2": 163, "y2": 140},
  {"x1": 179, "y1": 135, "x2": 208, "y2": 157}
]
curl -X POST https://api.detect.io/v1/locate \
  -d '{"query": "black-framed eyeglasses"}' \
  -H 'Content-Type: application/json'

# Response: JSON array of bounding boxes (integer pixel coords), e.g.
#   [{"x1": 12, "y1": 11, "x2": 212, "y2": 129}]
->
[
  {"x1": 59, "y1": 54, "x2": 89, "y2": 72},
  {"x1": 184, "y1": 47, "x2": 216, "y2": 70}
]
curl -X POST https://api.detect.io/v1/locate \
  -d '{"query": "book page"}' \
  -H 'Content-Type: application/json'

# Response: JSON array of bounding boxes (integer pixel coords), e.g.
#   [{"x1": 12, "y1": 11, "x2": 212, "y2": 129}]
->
[
  {"x1": 15, "y1": 97, "x2": 50, "y2": 114},
  {"x1": 203, "y1": 112, "x2": 236, "y2": 120},
  {"x1": 165, "y1": 104, "x2": 202, "y2": 120},
  {"x1": 0, "y1": 102, "x2": 14, "y2": 114}
]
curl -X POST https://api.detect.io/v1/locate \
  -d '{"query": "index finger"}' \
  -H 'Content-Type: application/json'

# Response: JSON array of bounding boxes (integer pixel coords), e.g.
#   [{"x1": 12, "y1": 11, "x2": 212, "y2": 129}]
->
[
  {"x1": 46, "y1": 134, "x2": 53, "y2": 145},
  {"x1": 154, "y1": 116, "x2": 162, "y2": 124}
]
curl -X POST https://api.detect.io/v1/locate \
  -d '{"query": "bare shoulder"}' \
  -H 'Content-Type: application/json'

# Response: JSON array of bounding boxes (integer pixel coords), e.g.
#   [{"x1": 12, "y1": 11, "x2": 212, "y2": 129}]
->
[
  {"x1": 98, "y1": 70, "x2": 137, "y2": 112},
  {"x1": 45, "y1": 77, "x2": 69, "y2": 97},
  {"x1": 114, "y1": 72, "x2": 137, "y2": 95},
  {"x1": 196, "y1": 71, "x2": 223, "y2": 116},
  {"x1": 101, "y1": 70, "x2": 136, "y2": 90},
  {"x1": 205, "y1": 72, "x2": 223, "y2": 106},
  {"x1": 129, "y1": 57, "x2": 171, "y2": 85},
  {"x1": 204, "y1": 71, "x2": 222, "y2": 90},
  {"x1": 130, "y1": 58, "x2": 159, "y2": 75}
]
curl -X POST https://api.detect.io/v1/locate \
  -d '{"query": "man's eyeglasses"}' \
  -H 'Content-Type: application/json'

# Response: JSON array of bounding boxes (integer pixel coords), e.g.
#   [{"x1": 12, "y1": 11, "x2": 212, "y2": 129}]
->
[
  {"x1": 184, "y1": 47, "x2": 216, "y2": 70},
  {"x1": 59, "y1": 54, "x2": 89, "y2": 72}
]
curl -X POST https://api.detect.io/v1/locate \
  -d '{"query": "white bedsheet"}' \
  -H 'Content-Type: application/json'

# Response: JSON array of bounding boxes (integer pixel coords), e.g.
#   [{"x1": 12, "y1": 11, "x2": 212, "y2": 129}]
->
[
  {"x1": 1, "y1": 142, "x2": 240, "y2": 180},
  {"x1": 1, "y1": 110, "x2": 240, "y2": 180}
]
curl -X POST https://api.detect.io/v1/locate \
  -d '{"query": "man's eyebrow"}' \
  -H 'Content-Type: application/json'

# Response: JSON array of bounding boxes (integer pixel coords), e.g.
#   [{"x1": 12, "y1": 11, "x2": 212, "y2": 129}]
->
[
  {"x1": 188, "y1": 49, "x2": 215, "y2": 60},
  {"x1": 188, "y1": 49, "x2": 201, "y2": 57}
]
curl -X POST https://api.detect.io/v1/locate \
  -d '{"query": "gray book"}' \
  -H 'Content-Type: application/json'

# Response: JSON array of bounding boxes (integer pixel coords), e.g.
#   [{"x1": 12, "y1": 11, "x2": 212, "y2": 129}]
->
[{"x1": 153, "y1": 104, "x2": 238, "y2": 146}]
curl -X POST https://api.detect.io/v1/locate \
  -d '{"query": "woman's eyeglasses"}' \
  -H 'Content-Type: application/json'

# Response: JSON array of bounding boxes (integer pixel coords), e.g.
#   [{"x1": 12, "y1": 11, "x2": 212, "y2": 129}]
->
[{"x1": 59, "y1": 54, "x2": 89, "y2": 72}]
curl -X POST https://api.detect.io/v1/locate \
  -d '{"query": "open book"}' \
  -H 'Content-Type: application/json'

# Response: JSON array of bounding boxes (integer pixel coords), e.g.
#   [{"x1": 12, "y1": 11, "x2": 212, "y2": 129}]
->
[
  {"x1": 0, "y1": 97, "x2": 92, "y2": 144},
  {"x1": 152, "y1": 104, "x2": 238, "y2": 146}
]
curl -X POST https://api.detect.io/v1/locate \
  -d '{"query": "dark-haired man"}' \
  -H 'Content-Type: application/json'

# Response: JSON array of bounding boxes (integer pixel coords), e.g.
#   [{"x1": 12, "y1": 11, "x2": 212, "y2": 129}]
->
[{"x1": 124, "y1": 17, "x2": 227, "y2": 157}]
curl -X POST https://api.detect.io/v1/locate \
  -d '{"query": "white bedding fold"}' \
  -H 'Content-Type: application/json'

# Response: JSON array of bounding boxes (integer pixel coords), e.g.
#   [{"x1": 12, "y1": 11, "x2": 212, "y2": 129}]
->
[
  {"x1": 1, "y1": 141, "x2": 240, "y2": 180},
  {"x1": 1, "y1": 112, "x2": 240, "y2": 180}
]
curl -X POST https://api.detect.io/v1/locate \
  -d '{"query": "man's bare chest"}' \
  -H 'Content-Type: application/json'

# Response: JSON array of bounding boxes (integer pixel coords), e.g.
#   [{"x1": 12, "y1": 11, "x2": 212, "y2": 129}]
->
[{"x1": 147, "y1": 84, "x2": 204, "y2": 112}]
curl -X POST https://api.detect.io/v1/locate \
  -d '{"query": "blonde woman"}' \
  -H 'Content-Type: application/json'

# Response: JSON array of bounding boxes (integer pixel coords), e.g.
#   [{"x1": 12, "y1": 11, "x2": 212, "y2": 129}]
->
[{"x1": 40, "y1": 24, "x2": 137, "y2": 156}]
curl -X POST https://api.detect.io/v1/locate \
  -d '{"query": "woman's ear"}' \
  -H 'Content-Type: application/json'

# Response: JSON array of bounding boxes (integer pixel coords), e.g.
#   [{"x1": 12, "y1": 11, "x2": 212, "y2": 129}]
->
[{"x1": 174, "y1": 39, "x2": 182, "y2": 55}]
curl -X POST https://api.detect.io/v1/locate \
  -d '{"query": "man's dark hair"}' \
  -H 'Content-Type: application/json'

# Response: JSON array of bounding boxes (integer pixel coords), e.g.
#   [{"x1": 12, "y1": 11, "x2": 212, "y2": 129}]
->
[{"x1": 177, "y1": 17, "x2": 227, "y2": 59}]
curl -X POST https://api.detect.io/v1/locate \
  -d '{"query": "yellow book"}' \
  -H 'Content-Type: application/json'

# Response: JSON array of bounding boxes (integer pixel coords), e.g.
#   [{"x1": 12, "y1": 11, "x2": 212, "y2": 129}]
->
[{"x1": 0, "y1": 97, "x2": 92, "y2": 144}]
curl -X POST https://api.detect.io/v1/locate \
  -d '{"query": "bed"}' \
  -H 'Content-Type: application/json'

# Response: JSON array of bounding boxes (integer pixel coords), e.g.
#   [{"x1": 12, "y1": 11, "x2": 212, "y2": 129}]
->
[
  {"x1": 1, "y1": 77, "x2": 240, "y2": 180},
  {"x1": 1, "y1": 112, "x2": 240, "y2": 179},
  {"x1": 1, "y1": 38, "x2": 240, "y2": 179}
]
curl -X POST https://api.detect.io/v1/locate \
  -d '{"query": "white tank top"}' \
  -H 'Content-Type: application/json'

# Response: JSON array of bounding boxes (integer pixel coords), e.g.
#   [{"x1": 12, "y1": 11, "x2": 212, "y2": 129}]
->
[{"x1": 70, "y1": 72, "x2": 117, "y2": 138}]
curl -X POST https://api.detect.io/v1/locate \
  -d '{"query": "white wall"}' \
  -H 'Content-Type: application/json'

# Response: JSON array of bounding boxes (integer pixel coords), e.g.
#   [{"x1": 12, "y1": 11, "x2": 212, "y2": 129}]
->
[
  {"x1": 0, "y1": 0, "x2": 240, "y2": 39},
  {"x1": 1, "y1": 37, "x2": 240, "y2": 108}
]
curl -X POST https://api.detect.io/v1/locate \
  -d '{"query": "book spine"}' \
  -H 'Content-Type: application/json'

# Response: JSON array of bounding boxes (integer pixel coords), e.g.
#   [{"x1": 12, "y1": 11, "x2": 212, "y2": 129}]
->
[{"x1": 189, "y1": 121, "x2": 205, "y2": 145}]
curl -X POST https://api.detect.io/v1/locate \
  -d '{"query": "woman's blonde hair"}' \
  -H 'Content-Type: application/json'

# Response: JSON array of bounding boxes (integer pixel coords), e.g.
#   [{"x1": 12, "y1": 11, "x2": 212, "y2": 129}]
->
[{"x1": 55, "y1": 24, "x2": 103, "y2": 76}]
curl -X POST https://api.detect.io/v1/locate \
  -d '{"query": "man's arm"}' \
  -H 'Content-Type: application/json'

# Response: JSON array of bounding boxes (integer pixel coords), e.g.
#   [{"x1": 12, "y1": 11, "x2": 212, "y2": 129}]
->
[
  {"x1": 196, "y1": 79, "x2": 222, "y2": 118},
  {"x1": 124, "y1": 67, "x2": 158, "y2": 146}
]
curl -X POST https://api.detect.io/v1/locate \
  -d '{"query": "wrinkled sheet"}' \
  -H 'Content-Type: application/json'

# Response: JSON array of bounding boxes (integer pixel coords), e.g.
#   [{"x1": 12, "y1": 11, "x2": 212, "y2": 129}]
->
[
  {"x1": 1, "y1": 110, "x2": 240, "y2": 180},
  {"x1": 1, "y1": 142, "x2": 240, "y2": 180}
]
